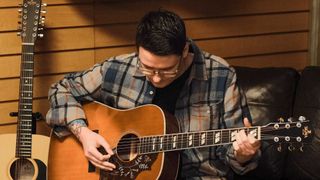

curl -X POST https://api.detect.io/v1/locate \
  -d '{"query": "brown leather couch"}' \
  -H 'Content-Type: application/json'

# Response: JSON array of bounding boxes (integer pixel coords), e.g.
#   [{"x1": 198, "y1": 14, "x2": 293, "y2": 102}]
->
[{"x1": 234, "y1": 66, "x2": 320, "y2": 180}]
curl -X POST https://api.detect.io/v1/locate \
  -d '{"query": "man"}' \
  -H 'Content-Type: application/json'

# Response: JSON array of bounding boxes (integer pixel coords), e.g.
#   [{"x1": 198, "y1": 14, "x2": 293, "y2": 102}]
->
[{"x1": 46, "y1": 9, "x2": 260, "y2": 179}]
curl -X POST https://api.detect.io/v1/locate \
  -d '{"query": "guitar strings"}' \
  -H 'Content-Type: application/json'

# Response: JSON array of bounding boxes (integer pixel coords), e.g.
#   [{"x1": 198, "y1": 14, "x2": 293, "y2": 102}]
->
[
  {"x1": 16, "y1": 38, "x2": 35, "y2": 178},
  {"x1": 109, "y1": 125, "x2": 301, "y2": 147},
  {"x1": 112, "y1": 134, "x2": 303, "y2": 153},
  {"x1": 104, "y1": 125, "x2": 301, "y2": 147}
]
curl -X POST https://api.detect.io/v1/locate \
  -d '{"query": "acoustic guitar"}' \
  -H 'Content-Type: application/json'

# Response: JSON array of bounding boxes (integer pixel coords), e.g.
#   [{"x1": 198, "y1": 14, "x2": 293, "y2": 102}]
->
[
  {"x1": 0, "y1": 1, "x2": 50, "y2": 179},
  {"x1": 48, "y1": 101, "x2": 312, "y2": 180}
]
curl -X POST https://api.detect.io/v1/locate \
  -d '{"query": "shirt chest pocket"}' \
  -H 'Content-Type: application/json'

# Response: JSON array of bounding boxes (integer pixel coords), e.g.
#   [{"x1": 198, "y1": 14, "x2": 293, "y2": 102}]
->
[{"x1": 189, "y1": 101, "x2": 222, "y2": 131}]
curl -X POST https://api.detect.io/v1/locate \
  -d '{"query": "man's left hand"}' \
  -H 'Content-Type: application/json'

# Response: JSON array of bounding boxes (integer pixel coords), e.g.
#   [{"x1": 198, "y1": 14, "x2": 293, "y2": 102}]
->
[{"x1": 233, "y1": 118, "x2": 261, "y2": 164}]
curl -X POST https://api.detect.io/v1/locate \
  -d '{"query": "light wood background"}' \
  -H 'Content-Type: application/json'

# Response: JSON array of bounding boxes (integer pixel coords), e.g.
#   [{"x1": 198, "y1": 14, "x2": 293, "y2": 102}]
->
[{"x1": 0, "y1": 0, "x2": 311, "y2": 135}]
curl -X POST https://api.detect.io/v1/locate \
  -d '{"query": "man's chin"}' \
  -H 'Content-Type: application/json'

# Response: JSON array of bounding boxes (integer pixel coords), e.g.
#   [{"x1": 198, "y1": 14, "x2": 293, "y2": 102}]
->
[{"x1": 151, "y1": 83, "x2": 168, "y2": 88}]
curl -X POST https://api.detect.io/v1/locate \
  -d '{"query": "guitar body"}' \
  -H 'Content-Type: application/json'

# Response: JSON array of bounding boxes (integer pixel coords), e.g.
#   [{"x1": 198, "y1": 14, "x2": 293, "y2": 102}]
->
[
  {"x1": 0, "y1": 134, "x2": 50, "y2": 180},
  {"x1": 48, "y1": 102, "x2": 180, "y2": 180}
]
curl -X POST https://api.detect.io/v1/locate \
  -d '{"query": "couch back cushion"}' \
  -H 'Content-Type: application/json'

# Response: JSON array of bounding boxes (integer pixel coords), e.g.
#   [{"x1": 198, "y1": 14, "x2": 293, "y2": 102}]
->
[
  {"x1": 235, "y1": 66, "x2": 299, "y2": 179},
  {"x1": 286, "y1": 66, "x2": 320, "y2": 179}
]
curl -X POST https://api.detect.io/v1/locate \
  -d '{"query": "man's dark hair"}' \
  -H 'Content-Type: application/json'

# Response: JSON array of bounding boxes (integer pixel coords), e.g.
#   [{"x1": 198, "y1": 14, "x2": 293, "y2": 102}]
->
[{"x1": 136, "y1": 9, "x2": 187, "y2": 56}]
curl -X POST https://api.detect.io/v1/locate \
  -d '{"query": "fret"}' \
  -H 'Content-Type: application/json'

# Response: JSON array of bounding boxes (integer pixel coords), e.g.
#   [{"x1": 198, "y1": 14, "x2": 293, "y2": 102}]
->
[
  {"x1": 20, "y1": 137, "x2": 32, "y2": 140},
  {"x1": 177, "y1": 134, "x2": 183, "y2": 149},
  {"x1": 214, "y1": 131, "x2": 221, "y2": 144},
  {"x1": 22, "y1": 43, "x2": 35, "y2": 45},
  {"x1": 230, "y1": 129, "x2": 238, "y2": 142},
  {"x1": 221, "y1": 130, "x2": 230, "y2": 144},
  {"x1": 182, "y1": 133, "x2": 188, "y2": 149},
  {"x1": 141, "y1": 137, "x2": 146, "y2": 154},
  {"x1": 200, "y1": 132, "x2": 206, "y2": 146},
  {"x1": 194, "y1": 132, "x2": 200, "y2": 147},
  {"x1": 23, "y1": 61, "x2": 34, "y2": 63},
  {"x1": 23, "y1": 84, "x2": 33, "y2": 86},
  {"x1": 167, "y1": 134, "x2": 172, "y2": 150},
  {"x1": 21, "y1": 97, "x2": 33, "y2": 100},
  {"x1": 20, "y1": 114, "x2": 32, "y2": 117},
  {"x1": 22, "y1": 52, "x2": 34, "y2": 55},
  {"x1": 22, "y1": 90, "x2": 33, "y2": 93},
  {"x1": 172, "y1": 135, "x2": 177, "y2": 149},
  {"x1": 248, "y1": 128, "x2": 258, "y2": 139},
  {"x1": 145, "y1": 137, "x2": 150, "y2": 153},
  {"x1": 22, "y1": 69, "x2": 33, "y2": 72},
  {"x1": 19, "y1": 147, "x2": 31, "y2": 151},
  {"x1": 151, "y1": 136, "x2": 156, "y2": 151},
  {"x1": 17, "y1": 154, "x2": 31, "y2": 158},
  {"x1": 159, "y1": 136, "x2": 163, "y2": 151},
  {"x1": 188, "y1": 133, "x2": 193, "y2": 147},
  {"x1": 207, "y1": 131, "x2": 214, "y2": 145},
  {"x1": 19, "y1": 132, "x2": 32, "y2": 136}
]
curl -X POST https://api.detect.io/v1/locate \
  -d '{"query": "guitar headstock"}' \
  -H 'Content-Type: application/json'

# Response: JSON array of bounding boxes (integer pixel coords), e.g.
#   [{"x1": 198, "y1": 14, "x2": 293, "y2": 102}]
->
[
  {"x1": 261, "y1": 116, "x2": 313, "y2": 152},
  {"x1": 17, "y1": 0, "x2": 47, "y2": 43}
]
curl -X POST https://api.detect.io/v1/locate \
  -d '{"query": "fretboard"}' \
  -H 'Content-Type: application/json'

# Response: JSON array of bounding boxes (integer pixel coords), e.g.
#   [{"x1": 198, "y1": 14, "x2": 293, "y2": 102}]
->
[
  {"x1": 138, "y1": 127, "x2": 260, "y2": 154},
  {"x1": 16, "y1": 43, "x2": 35, "y2": 158}
]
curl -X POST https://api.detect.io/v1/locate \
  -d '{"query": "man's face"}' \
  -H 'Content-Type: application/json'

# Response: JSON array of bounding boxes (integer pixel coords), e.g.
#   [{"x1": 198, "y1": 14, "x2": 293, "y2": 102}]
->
[{"x1": 138, "y1": 47, "x2": 182, "y2": 88}]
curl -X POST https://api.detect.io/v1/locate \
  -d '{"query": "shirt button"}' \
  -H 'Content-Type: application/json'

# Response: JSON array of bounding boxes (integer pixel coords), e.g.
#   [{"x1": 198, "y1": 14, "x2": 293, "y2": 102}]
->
[
  {"x1": 207, "y1": 110, "x2": 210, "y2": 114},
  {"x1": 149, "y1": 91, "x2": 154, "y2": 95}
]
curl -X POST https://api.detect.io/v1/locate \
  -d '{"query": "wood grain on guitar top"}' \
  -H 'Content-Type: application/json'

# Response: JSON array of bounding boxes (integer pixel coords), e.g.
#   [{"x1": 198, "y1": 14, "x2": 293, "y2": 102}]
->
[
  {"x1": 0, "y1": 134, "x2": 50, "y2": 180},
  {"x1": 48, "y1": 102, "x2": 180, "y2": 180}
]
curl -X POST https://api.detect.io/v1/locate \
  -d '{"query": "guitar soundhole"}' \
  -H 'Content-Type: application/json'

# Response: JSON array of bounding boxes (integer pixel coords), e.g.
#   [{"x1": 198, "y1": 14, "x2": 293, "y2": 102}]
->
[
  {"x1": 9, "y1": 158, "x2": 35, "y2": 179},
  {"x1": 117, "y1": 133, "x2": 139, "y2": 162}
]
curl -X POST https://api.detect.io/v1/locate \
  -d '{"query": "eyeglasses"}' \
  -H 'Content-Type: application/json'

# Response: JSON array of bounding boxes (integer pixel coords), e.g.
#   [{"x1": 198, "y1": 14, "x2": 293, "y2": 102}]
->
[{"x1": 137, "y1": 57, "x2": 181, "y2": 78}]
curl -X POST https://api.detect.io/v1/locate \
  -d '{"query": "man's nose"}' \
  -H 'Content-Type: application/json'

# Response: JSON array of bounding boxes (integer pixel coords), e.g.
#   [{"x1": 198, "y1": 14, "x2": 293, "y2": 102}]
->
[{"x1": 152, "y1": 73, "x2": 162, "y2": 83}]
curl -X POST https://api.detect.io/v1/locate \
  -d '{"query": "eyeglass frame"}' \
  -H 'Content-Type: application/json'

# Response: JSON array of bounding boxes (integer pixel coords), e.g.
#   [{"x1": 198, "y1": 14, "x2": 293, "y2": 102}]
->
[{"x1": 136, "y1": 55, "x2": 182, "y2": 78}]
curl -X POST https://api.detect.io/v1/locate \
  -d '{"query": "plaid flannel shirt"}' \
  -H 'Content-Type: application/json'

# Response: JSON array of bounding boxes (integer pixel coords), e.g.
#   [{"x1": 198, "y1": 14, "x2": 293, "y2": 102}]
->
[{"x1": 46, "y1": 40, "x2": 259, "y2": 179}]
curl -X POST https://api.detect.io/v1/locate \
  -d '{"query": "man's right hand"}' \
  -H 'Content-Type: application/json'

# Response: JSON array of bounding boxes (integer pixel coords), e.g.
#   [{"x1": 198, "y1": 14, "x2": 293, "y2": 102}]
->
[{"x1": 77, "y1": 127, "x2": 116, "y2": 171}]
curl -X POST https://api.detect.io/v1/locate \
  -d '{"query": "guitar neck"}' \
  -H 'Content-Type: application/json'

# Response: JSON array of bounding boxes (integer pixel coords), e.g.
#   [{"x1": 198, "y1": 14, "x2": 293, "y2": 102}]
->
[
  {"x1": 16, "y1": 43, "x2": 35, "y2": 158},
  {"x1": 138, "y1": 127, "x2": 260, "y2": 154}
]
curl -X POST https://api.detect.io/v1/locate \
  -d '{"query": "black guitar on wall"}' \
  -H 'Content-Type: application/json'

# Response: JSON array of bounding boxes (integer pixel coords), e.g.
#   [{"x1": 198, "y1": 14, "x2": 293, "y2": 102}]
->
[{"x1": 0, "y1": 0, "x2": 49, "y2": 179}]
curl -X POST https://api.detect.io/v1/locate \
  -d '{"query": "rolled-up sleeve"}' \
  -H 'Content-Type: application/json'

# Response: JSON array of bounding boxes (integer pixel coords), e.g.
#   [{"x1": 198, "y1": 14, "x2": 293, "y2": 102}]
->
[{"x1": 46, "y1": 62, "x2": 108, "y2": 137}]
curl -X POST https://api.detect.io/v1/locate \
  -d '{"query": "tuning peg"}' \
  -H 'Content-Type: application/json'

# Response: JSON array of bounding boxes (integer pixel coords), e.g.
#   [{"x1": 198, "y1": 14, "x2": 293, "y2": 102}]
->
[
  {"x1": 18, "y1": 9, "x2": 22, "y2": 13},
  {"x1": 278, "y1": 117, "x2": 285, "y2": 123},
  {"x1": 38, "y1": 33, "x2": 44, "y2": 38},
  {"x1": 38, "y1": 27, "x2": 44, "y2": 31},
  {"x1": 41, "y1": 10, "x2": 47, "y2": 14},
  {"x1": 288, "y1": 144, "x2": 295, "y2": 151},
  {"x1": 277, "y1": 144, "x2": 282, "y2": 152},
  {"x1": 39, "y1": 20, "x2": 45, "y2": 26},
  {"x1": 298, "y1": 116, "x2": 306, "y2": 122},
  {"x1": 299, "y1": 144, "x2": 304, "y2": 152},
  {"x1": 18, "y1": 3, "x2": 22, "y2": 7},
  {"x1": 287, "y1": 117, "x2": 293, "y2": 123},
  {"x1": 17, "y1": 32, "x2": 21, "y2": 36},
  {"x1": 41, "y1": 3, "x2": 47, "y2": 7}
]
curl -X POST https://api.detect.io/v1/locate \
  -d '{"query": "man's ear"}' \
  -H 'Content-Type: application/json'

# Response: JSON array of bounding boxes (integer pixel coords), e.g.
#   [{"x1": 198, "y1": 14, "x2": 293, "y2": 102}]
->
[{"x1": 182, "y1": 42, "x2": 189, "y2": 59}]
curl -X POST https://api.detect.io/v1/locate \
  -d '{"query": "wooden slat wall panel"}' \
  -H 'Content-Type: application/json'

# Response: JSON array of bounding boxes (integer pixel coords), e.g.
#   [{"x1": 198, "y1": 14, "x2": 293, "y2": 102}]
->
[
  {"x1": 0, "y1": 5, "x2": 93, "y2": 31},
  {"x1": 0, "y1": 28, "x2": 94, "y2": 55},
  {"x1": 228, "y1": 52, "x2": 308, "y2": 70},
  {"x1": 0, "y1": 50, "x2": 94, "y2": 78},
  {"x1": 93, "y1": 13, "x2": 309, "y2": 47},
  {"x1": 197, "y1": 32, "x2": 308, "y2": 58},
  {"x1": 95, "y1": 0, "x2": 310, "y2": 24},
  {"x1": 0, "y1": 0, "x2": 311, "y2": 134}
]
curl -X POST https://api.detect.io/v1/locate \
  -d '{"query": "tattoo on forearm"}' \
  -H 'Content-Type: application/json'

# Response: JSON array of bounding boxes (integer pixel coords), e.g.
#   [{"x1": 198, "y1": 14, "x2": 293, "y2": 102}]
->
[{"x1": 69, "y1": 123, "x2": 86, "y2": 139}]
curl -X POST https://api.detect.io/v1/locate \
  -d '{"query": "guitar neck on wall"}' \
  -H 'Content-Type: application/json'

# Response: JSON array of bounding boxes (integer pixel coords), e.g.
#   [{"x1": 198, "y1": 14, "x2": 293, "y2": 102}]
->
[{"x1": 0, "y1": 1, "x2": 50, "y2": 180}]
